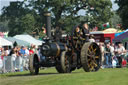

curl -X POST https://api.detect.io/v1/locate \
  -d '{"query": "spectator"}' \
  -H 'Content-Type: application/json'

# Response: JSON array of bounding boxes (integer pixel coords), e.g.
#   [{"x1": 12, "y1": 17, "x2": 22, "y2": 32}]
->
[
  {"x1": 29, "y1": 48, "x2": 34, "y2": 55},
  {"x1": 31, "y1": 44, "x2": 36, "y2": 53},
  {"x1": 24, "y1": 47, "x2": 29, "y2": 70},
  {"x1": 0, "y1": 57, "x2": 3, "y2": 71},
  {"x1": 19, "y1": 46, "x2": 27, "y2": 70},
  {"x1": 104, "y1": 42, "x2": 111, "y2": 68},
  {"x1": 112, "y1": 56, "x2": 117, "y2": 68},
  {"x1": 4, "y1": 46, "x2": 10, "y2": 56},
  {"x1": 10, "y1": 47, "x2": 17, "y2": 71},
  {"x1": 99, "y1": 42, "x2": 105, "y2": 68},
  {"x1": 122, "y1": 58, "x2": 127, "y2": 67},
  {"x1": 0, "y1": 47, "x2": 4, "y2": 60},
  {"x1": 0, "y1": 46, "x2": 2, "y2": 56},
  {"x1": 16, "y1": 46, "x2": 22, "y2": 71},
  {"x1": 89, "y1": 34, "x2": 95, "y2": 42},
  {"x1": 110, "y1": 43, "x2": 115, "y2": 57},
  {"x1": 110, "y1": 43, "x2": 117, "y2": 68},
  {"x1": 25, "y1": 47, "x2": 29, "y2": 56},
  {"x1": 115, "y1": 42, "x2": 126, "y2": 68},
  {"x1": 20, "y1": 46, "x2": 25, "y2": 56}
]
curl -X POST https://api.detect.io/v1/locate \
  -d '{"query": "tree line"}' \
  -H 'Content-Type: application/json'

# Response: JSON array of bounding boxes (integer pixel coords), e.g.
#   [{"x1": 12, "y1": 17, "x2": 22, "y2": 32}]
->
[{"x1": 0, "y1": 0, "x2": 125, "y2": 37}]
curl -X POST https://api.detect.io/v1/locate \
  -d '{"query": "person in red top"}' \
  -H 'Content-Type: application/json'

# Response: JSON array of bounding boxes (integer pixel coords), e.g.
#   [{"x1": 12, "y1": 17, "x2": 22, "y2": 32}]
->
[
  {"x1": 122, "y1": 58, "x2": 127, "y2": 67},
  {"x1": 29, "y1": 48, "x2": 34, "y2": 55},
  {"x1": 0, "y1": 48, "x2": 5, "y2": 60}
]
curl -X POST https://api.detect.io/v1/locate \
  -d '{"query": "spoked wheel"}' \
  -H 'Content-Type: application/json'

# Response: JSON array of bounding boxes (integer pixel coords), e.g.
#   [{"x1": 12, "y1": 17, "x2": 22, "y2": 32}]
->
[
  {"x1": 29, "y1": 54, "x2": 39, "y2": 75},
  {"x1": 70, "y1": 53, "x2": 77, "y2": 71},
  {"x1": 55, "y1": 62, "x2": 64, "y2": 73},
  {"x1": 81, "y1": 42, "x2": 101, "y2": 72},
  {"x1": 61, "y1": 51, "x2": 71, "y2": 73}
]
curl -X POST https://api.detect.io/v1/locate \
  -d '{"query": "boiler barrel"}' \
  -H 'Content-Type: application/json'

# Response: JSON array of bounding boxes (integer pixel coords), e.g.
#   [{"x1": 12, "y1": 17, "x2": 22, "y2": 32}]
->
[{"x1": 42, "y1": 43, "x2": 68, "y2": 57}]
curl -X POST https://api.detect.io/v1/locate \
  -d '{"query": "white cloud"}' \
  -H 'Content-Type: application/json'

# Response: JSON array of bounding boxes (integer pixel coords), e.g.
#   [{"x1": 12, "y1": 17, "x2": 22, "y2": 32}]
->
[{"x1": 111, "y1": 0, "x2": 119, "y2": 10}]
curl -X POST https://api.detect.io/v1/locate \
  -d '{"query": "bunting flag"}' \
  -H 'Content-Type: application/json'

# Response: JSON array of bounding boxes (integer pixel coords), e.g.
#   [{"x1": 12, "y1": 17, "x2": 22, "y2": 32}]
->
[
  {"x1": 101, "y1": 22, "x2": 110, "y2": 29},
  {"x1": 92, "y1": 26, "x2": 98, "y2": 31}
]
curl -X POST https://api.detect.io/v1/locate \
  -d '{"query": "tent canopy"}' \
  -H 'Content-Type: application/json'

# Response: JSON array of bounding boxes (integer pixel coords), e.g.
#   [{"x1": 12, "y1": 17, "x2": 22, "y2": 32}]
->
[
  {"x1": 113, "y1": 31, "x2": 128, "y2": 42},
  {"x1": 0, "y1": 37, "x2": 13, "y2": 46},
  {"x1": 5, "y1": 37, "x2": 30, "y2": 46},
  {"x1": 103, "y1": 28, "x2": 118, "y2": 33},
  {"x1": 115, "y1": 31, "x2": 124, "y2": 37},
  {"x1": 14, "y1": 34, "x2": 44, "y2": 46},
  {"x1": 123, "y1": 38, "x2": 128, "y2": 42},
  {"x1": 114, "y1": 29, "x2": 128, "y2": 37}
]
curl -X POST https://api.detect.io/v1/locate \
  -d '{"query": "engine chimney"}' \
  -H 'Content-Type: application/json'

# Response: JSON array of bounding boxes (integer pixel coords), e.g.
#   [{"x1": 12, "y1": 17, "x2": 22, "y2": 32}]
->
[{"x1": 44, "y1": 12, "x2": 51, "y2": 39}]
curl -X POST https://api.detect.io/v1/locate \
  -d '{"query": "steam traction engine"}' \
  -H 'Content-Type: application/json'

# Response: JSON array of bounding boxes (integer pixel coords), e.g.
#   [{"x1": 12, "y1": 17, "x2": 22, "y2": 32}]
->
[{"x1": 29, "y1": 12, "x2": 101, "y2": 75}]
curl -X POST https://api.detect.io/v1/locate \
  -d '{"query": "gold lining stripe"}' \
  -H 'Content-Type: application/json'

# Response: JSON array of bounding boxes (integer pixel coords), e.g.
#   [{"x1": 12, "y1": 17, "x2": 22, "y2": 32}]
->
[
  {"x1": 44, "y1": 13, "x2": 51, "y2": 16},
  {"x1": 64, "y1": 44, "x2": 68, "y2": 52},
  {"x1": 55, "y1": 43, "x2": 60, "y2": 57}
]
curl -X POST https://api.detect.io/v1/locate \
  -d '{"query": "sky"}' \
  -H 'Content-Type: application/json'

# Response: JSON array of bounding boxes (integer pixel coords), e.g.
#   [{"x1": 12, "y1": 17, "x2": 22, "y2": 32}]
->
[{"x1": 0, "y1": 0, "x2": 119, "y2": 14}]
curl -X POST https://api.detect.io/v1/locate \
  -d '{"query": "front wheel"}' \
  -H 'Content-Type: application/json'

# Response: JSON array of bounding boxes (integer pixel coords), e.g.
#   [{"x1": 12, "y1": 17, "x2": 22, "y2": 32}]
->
[
  {"x1": 55, "y1": 61, "x2": 64, "y2": 73},
  {"x1": 29, "y1": 54, "x2": 39, "y2": 75},
  {"x1": 55, "y1": 51, "x2": 71, "y2": 73},
  {"x1": 61, "y1": 51, "x2": 71, "y2": 73}
]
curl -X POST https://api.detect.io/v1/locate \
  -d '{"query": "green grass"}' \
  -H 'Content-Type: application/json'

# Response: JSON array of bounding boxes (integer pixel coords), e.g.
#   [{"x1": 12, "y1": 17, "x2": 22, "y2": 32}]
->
[{"x1": 0, "y1": 68, "x2": 128, "y2": 85}]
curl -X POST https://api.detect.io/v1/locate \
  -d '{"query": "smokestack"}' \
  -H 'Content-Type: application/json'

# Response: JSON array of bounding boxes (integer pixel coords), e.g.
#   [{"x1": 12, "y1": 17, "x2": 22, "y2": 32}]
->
[{"x1": 44, "y1": 12, "x2": 51, "y2": 38}]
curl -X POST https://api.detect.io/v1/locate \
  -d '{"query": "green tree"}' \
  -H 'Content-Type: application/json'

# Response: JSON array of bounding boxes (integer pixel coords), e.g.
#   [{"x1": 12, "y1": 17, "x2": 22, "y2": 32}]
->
[
  {"x1": 86, "y1": 0, "x2": 112, "y2": 30},
  {"x1": 8, "y1": 14, "x2": 36, "y2": 36},
  {"x1": 20, "y1": 14, "x2": 36, "y2": 34},
  {"x1": 1, "y1": 1, "x2": 37, "y2": 36},
  {"x1": 1, "y1": 1, "x2": 30, "y2": 19},
  {"x1": 110, "y1": 11, "x2": 122, "y2": 28},
  {"x1": 115, "y1": 0, "x2": 128, "y2": 29},
  {"x1": 25, "y1": 0, "x2": 90, "y2": 30},
  {"x1": 8, "y1": 18, "x2": 21, "y2": 36},
  {"x1": 0, "y1": 19, "x2": 9, "y2": 32},
  {"x1": 26, "y1": 0, "x2": 112, "y2": 31},
  {"x1": 1, "y1": 0, "x2": 113, "y2": 36}
]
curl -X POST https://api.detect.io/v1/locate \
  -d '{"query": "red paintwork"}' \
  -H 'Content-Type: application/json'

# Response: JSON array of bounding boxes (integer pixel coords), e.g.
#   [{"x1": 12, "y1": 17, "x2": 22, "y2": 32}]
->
[{"x1": 93, "y1": 33, "x2": 115, "y2": 43}]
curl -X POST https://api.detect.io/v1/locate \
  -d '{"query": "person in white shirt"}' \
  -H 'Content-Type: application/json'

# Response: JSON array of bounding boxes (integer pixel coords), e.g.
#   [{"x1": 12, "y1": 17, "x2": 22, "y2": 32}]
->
[
  {"x1": 110, "y1": 43, "x2": 117, "y2": 68},
  {"x1": 115, "y1": 43, "x2": 126, "y2": 68},
  {"x1": 104, "y1": 42, "x2": 111, "y2": 68},
  {"x1": 110, "y1": 43, "x2": 115, "y2": 57},
  {"x1": 23, "y1": 47, "x2": 29, "y2": 70},
  {"x1": 99, "y1": 42, "x2": 105, "y2": 68},
  {"x1": 89, "y1": 34, "x2": 95, "y2": 42},
  {"x1": 11, "y1": 47, "x2": 17, "y2": 71},
  {"x1": 25, "y1": 47, "x2": 29, "y2": 56}
]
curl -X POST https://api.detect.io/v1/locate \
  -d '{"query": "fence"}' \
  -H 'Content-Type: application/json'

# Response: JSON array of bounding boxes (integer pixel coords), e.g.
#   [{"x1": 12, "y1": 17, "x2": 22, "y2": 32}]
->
[
  {"x1": 0, "y1": 58, "x2": 3, "y2": 73},
  {"x1": 0, "y1": 56, "x2": 28, "y2": 73}
]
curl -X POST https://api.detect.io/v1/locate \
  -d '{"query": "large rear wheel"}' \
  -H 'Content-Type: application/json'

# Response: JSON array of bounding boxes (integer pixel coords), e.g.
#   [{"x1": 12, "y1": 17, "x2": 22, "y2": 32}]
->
[{"x1": 81, "y1": 42, "x2": 101, "y2": 72}]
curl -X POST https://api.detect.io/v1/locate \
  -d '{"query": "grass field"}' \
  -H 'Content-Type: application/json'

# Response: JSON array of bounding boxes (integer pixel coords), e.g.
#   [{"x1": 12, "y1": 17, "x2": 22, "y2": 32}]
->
[{"x1": 0, "y1": 68, "x2": 128, "y2": 85}]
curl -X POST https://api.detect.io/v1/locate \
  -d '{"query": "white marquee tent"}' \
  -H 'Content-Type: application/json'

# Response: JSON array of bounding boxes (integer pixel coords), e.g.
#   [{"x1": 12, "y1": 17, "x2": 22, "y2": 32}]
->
[
  {"x1": 0, "y1": 37, "x2": 13, "y2": 46},
  {"x1": 5, "y1": 37, "x2": 30, "y2": 47},
  {"x1": 14, "y1": 34, "x2": 44, "y2": 46}
]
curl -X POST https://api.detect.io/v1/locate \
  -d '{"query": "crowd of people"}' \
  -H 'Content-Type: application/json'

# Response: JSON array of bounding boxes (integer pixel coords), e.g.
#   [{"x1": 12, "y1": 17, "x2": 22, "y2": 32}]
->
[
  {"x1": 99, "y1": 42, "x2": 128, "y2": 68},
  {"x1": 0, "y1": 44, "x2": 37, "y2": 72}
]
